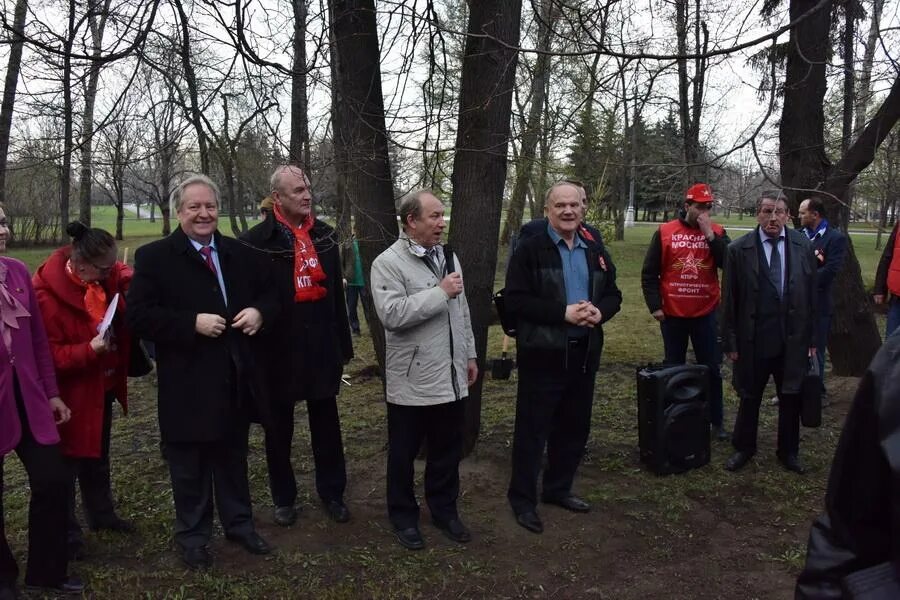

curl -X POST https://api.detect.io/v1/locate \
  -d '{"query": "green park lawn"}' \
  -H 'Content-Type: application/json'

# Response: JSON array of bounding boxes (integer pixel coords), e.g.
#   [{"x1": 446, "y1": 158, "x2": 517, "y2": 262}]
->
[{"x1": 1, "y1": 208, "x2": 888, "y2": 598}]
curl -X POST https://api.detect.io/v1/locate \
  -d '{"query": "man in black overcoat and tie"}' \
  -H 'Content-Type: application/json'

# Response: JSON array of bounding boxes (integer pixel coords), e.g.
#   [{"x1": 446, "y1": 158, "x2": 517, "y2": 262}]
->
[
  {"x1": 127, "y1": 175, "x2": 279, "y2": 569},
  {"x1": 721, "y1": 192, "x2": 817, "y2": 475}
]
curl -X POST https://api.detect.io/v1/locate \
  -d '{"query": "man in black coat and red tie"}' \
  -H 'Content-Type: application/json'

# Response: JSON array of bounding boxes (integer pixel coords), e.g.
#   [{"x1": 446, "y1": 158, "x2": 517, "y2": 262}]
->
[
  {"x1": 127, "y1": 175, "x2": 279, "y2": 569},
  {"x1": 721, "y1": 191, "x2": 817, "y2": 475}
]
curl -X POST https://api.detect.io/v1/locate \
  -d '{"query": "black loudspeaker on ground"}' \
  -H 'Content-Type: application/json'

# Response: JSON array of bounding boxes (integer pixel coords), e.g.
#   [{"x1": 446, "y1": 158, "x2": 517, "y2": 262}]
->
[{"x1": 637, "y1": 364, "x2": 711, "y2": 475}]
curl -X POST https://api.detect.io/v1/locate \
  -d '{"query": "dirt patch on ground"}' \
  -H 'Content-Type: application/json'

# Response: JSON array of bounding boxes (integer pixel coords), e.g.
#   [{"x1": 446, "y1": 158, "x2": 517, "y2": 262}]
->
[{"x1": 4, "y1": 367, "x2": 856, "y2": 599}]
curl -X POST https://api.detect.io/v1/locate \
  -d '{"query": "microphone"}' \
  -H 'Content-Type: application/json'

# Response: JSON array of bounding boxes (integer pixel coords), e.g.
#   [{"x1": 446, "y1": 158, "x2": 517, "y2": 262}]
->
[{"x1": 444, "y1": 243, "x2": 456, "y2": 274}]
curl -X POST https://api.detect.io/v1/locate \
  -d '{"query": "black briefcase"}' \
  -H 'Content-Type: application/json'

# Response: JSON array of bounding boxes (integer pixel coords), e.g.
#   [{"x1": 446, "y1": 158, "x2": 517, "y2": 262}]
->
[
  {"x1": 800, "y1": 356, "x2": 821, "y2": 428},
  {"x1": 492, "y1": 288, "x2": 516, "y2": 337}
]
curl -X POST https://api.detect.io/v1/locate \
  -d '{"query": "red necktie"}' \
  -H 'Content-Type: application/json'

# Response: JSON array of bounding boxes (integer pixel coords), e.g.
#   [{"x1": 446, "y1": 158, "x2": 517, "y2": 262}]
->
[{"x1": 199, "y1": 246, "x2": 217, "y2": 276}]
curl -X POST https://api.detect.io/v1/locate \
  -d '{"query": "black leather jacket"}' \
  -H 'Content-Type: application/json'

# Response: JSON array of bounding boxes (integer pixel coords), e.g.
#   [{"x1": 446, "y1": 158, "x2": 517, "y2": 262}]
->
[
  {"x1": 505, "y1": 226, "x2": 622, "y2": 373},
  {"x1": 795, "y1": 333, "x2": 900, "y2": 598}
]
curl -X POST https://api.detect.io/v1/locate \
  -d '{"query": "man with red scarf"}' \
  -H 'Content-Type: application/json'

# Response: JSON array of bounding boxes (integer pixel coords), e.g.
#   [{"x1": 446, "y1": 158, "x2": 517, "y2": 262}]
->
[{"x1": 242, "y1": 166, "x2": 353, "y2": 528}]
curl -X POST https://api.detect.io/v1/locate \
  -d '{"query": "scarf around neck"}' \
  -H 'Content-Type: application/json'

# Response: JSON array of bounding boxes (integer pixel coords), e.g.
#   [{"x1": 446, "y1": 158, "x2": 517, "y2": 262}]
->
[
  {"x1": 0, "y1": 260, "x2": 31, "y2": 352},
  {"x1": 65, "y1": 259, "x2": 108, "y2": 327},
  {"x1": 273, "y1": 204, "x2": 327, "y2": 302}
]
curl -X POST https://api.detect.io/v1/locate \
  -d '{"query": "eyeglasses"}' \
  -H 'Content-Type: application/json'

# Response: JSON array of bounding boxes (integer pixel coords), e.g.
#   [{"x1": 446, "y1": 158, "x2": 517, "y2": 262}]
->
[{"x1": 760, "y1": 208, "x2": 787, "y2": 217}]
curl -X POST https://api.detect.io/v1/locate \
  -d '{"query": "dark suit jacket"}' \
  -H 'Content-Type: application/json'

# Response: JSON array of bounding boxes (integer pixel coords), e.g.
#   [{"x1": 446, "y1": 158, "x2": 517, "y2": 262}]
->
[
  {"x1": 126, "y1": 227, "x2": 279, "y2": 442},
  {"x1": 241, "y1": 214, "x2": 352, "y2": 402},
  {"x1": 807, "y1": 226, "x2": 847, "y2": 316},
  {"x1": 721, "y1": 227, "x2": 817, "y2": 396}
]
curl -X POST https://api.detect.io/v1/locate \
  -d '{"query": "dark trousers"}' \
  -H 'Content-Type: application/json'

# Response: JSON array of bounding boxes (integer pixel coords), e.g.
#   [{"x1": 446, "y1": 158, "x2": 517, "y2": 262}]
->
[
  {"x1": 508, "y1": 341, "x2": 596, "y2": 515},
  {"x1": 66, "y1": 392, "x2": 117, "y2": 549},
  {"x1": 264, "y1": 397, "x2": 347, "y2": 508},
  {"x1": 345, "y1": 285, "x2": 366, "y2": 333},
  {"x1": 0, "y1": 376, "x2": 69, "y2": 588},
  {"x1": 165, "y1": 418, "x2": 255, "y2": 550},
  {"x1": 732, "y1": 354, "x2": 802, "y2": 458},
  {"x1": 660, "y1": 311, "x2": 724, "y2": 427},
  {"x1": 386, "y1": 399, "x2": 465, "y2": 529}
]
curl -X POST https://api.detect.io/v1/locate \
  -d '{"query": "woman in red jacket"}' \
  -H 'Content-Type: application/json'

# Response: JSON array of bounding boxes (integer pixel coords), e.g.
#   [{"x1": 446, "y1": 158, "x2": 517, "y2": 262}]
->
[{"x1": 32, "y1": 222, "x2": 135, "y2": 560}]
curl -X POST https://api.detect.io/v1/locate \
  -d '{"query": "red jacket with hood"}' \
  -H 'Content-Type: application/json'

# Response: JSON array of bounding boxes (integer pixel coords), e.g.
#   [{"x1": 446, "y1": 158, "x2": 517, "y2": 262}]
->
[{"x1": 32, "y1": 247, "x2": 132, "y2": 458}]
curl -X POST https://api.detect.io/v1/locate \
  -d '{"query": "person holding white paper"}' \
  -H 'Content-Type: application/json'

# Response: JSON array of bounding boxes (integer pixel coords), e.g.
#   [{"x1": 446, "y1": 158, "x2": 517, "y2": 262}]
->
[{"x1": 32, "y1": 222, "x2": 137, "y2": 561}]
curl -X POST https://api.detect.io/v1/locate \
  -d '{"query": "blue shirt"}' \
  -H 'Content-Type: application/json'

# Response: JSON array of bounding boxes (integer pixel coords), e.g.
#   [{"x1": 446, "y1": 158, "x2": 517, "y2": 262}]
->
[
  {"x1": 547, "y1": 223, "x2": 589, "y2": 337},
  {"x1": 803, "y1": 218, "x2": 828, "y2": 241},
  {"x1": 188, "y1": 237, "x2": 228, "y2": 306}
]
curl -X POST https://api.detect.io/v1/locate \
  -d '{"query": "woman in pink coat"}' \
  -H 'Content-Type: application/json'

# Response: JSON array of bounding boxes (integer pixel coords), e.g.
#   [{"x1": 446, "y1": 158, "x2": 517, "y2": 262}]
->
[{"x1": 0, "y1": 205, "x2": 83, "y2": 597}]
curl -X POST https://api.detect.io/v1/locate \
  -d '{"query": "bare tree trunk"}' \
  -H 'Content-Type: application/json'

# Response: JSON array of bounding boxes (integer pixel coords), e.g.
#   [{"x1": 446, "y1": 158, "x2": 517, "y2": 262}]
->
[
  {"x1": 838, "y1": 0, "x2": 858, "y2": 229},
  {"x1": 77, "y1": 0, "x2": 111, "y2": 225},
  {"x1": 449, "y1": 0, "x2": 523, "y2": 455},
  {"x1": 0, "y1": 0, "x2": 28, "y2": 206},
  {"x1": 674, "y1": 0, "x2": 707, "y2": 184},
  {"x1": 60, "y1": 0, "x2": 76, "y2": 230},
  {"x1": 501, "y1": 0, "x2": 555, "y2": 244},
  {"x1": 328, "y1": 0, "x2": 398, "y2": 374},
  {"x1": 173, "y1": 0, "x2": 210, "y2": 174},
  {"x1": 854, "y1": 0, "x2": 883, "y2": 138},
  {"x1": 290, "y1": 0, "x2": 309, "y2": 168}
]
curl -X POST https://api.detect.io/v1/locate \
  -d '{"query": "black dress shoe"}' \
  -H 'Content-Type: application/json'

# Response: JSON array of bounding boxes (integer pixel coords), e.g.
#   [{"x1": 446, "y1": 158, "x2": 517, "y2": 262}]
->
[
  {"x1": 324, "y1": 500, "x2": 351, "y2": 523},
  {"x1": 273, "y1": 505, "x2": 298, "y2": 527},
  {"x1": 226, "y1": 531, "x2": 272, "y2": 555},
  {"x1": 542, "y1": 494, "x2": 591, "y2": 513},
  {"x1": 515, "y1": 511, "x2": 543, "y2": 534},
  {"x1": 725, "y1": 451, "x2": 753, "y2": 472},
  {"x1": 179, "y1": 545, "x2": 213, "y2": 570},
  {"x1": 779, "y1": 454, "x2": 807, "y2": 475},
  {"x1": 432, "y1": 518, "x2": 471, "y2": 543},
  {"x1": 393, "y1": 526, "x2": 425, "y2": 550},
  {"x1": 25, "y1": 576, "x2": 85, "y2": 595},
  {"x1": 90, "y1": 515, "x2": 135, "y2": 533}
]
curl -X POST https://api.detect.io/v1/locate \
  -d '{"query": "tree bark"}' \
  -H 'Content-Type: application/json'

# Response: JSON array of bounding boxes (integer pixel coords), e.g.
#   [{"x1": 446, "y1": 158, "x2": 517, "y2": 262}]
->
[
  {"x1": 60, "y1": 0, "x2": 76, "y2": 231},
  {"x1": 173, "y1": 0, "x2": 210, "y2": 174},
  {"x1": 290, "y1": 0, "x2": 309, "y2": 168},
  {"x1": 328, "y1": 0, "x2": 398, "y2": 374},
  {"x1": 854, "y1": 0, "x2": 883, "y2": 138},
  {"x1": 449, "y1": 0, "x2": 523, "y2": 455},
  {"x1": 77, "y1": 0, "x2": 111, "y2": 225},
  {"x1": 0, "y1": 0, "x2": 28, "y2": 206},
  {"x1": 779, "y1": 0, "x2": 832, "y2": 212}
]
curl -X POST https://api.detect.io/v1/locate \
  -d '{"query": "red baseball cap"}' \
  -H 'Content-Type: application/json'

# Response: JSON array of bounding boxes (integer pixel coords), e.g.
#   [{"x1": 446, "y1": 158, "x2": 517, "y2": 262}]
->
[{"x1": 685, "y1": 183, "x2": 714, "y2": 203}]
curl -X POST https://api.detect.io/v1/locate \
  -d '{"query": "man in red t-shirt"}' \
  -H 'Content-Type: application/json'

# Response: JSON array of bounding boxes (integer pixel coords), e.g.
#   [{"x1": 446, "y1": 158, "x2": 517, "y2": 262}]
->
[{"x1": 641, "y1": 183, "x2": 731, "y2": 439}]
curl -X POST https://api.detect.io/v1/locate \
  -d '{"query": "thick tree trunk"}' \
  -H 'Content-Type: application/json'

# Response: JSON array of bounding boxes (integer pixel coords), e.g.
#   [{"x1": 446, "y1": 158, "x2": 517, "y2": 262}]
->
[
  {"x1": 0, "y1": 0, "x2": 28, "y2": 206},
  {"x1": 779, "y1": 0, "x2": 832, "y2": 212},
  {"x1": 449, "y1": 0, "x2": 523, "y2": 455},
  {"x1": 328, "y1": 0, "x2": 398, "y2": 374},
  {"x1": 501, "y1": 0, "x2": 555, "y2": 244}
]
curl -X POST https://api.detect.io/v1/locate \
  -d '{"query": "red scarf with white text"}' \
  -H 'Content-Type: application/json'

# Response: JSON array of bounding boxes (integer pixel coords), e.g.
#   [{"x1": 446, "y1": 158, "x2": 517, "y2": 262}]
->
[{"x1": 273, "y1": 204, "x2": 327, "y2": 302}]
